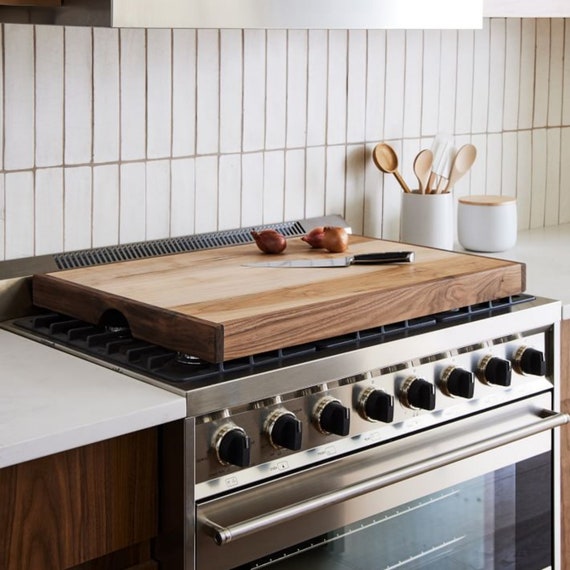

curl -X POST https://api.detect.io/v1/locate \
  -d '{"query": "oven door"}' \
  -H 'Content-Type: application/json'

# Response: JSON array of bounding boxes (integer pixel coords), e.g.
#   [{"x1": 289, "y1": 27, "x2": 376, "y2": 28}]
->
[{"x1": 196, "y1": 394, "x2": 568, "y2": 570}]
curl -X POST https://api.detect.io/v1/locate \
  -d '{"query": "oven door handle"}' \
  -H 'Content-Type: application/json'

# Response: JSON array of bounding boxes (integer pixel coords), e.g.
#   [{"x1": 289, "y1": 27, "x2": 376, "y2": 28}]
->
[{"x1": 201, "y1": 409, "x2": 569, "y2": 546}]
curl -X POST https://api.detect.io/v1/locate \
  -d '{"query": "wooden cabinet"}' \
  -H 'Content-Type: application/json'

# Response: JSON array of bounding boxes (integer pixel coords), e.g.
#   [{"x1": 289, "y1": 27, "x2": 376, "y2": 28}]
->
[
  {"x1": 0, "y1": 428, "x2": 158, "y2": 570},
  {"x1": 484, "y1": 0, "x2": 570, "y2": 17},
  {"x1": 561, "y1": 319, "x2": 570, "y2": 570}
]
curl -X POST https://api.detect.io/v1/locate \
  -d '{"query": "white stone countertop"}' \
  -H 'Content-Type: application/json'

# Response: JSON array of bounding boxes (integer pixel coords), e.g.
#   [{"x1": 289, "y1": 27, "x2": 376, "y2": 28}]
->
[
  {"x1": 0, "y1": 330, "x2": 186, "y2": 469},
  {"x1": 456, "y1": 223, "x2": 570, "y2": 319}
]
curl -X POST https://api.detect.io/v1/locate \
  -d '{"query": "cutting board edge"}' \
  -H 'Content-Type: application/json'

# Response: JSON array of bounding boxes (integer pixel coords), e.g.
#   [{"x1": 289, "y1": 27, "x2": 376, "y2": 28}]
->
[{"x1": 32, "y1": 274, "x2": 225, "y2": 362}]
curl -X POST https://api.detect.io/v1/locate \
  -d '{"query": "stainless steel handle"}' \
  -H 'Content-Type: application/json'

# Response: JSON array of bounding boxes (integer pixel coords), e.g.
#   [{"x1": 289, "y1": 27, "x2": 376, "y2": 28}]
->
[{"x1": 201, "y1": 410, "x2": 569, "y2": 546}]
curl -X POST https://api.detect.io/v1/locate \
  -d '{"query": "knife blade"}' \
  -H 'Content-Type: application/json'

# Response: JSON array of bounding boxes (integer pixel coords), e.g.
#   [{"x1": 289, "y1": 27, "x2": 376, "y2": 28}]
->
[{"x1": 243, "y1": 251, "x2": 414, "y2": 268}]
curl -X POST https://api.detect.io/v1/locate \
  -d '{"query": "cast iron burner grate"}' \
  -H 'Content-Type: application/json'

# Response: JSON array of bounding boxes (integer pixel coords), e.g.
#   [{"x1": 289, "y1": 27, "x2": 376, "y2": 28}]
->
[{"x1": 13, "y1": 294, "x2": 535, "y2": 390}]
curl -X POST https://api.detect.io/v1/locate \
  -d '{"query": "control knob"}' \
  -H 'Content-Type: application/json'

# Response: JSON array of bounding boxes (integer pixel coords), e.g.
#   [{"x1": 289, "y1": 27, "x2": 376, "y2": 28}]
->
[
  {"x1": 440, "y1": 366, "x2": 475, "y2": 399},
  {"x1": 265, "y1": 409, "x2": 302, "y2": 450},
  {"x1": 477, "y1": 355, "x2": 512, "y2": 386},
  {"x1": 401, "y1": 377, "x2": 436, "y2": 410},
  {"x1": 313, "y1": 396, "x2": 350, "y2": 436},
  {"x1": 358, "y1": 387, "x2": 394, "y2": 423},
  {"x1": 213, "y1": 424, "x2": 251, "y2": 467},
  {"x1": 513, "y1": 346, "x2": 546, "y2": 376}
]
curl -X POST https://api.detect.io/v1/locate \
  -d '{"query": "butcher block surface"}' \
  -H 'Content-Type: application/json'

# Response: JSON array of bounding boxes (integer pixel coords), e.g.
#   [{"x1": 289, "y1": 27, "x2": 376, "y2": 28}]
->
[{"x1": 32, "y1": 236, "x2": 526, "y2": 363}]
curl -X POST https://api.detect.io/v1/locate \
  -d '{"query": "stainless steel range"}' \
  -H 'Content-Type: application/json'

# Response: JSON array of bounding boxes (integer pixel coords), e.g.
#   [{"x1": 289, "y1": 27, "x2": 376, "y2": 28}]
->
[{"x1": 0, "y1": 216, "x2": 567, "y2": 570}]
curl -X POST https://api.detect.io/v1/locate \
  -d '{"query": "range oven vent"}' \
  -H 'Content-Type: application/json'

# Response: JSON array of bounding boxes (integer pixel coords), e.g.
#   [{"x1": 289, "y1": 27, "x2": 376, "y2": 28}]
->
[{"x1": 54, "y1": 220, "x2": 307, "y2": 270}]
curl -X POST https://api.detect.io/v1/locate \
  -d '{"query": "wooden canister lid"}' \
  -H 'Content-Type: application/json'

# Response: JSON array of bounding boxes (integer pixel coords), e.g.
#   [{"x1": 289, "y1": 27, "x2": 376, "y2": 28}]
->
[{"x1": 458, "y1": 195, "x2": 516, "y2": 206}]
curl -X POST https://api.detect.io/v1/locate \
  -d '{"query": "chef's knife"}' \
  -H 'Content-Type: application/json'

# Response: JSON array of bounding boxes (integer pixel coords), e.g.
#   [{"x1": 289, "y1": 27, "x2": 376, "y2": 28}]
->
[{"x1": 244, "y1": 251, "x2": 414, "y2": 268}]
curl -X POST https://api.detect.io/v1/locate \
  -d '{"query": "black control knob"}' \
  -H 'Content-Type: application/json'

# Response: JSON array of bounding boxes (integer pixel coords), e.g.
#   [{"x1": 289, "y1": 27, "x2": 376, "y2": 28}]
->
[
  {"x1": 266, "y1": 410, "x2": 302, "y2": 450},
  {"x1": 441, "y1": 366, "x2": 475, "y2": 399},
  {"x1": 214, "y1": 425, "x2": 251, "y2": 467},
  {"x1": 478, "y1": 355, "x2": 512, "y2": 387},
  {"x1": 401, "y1": 377, "x2": 436, "y2": 410},
  {"x1": 514, "y1": 346, "x2": 546, "y2": 376},
  {"x1": 359, "y1": 387, "x2": 394, "y2": 423},
  {"x1": 314, "y1": 397, "x2": 350, "y2": 436}
]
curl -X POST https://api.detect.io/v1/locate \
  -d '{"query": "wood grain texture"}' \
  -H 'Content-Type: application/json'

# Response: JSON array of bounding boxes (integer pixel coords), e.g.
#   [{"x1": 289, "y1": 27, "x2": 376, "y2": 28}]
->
[
  {"x1": 561, "y1": 319, "x2": 570, "y2": 570},
  {"x1": 32, "y1": 236, "x2": 525, "y2": 362},
  {"x1": 0, "y1": 429, "x2": 157, "y2": 570},
  {"x1": 0, "y1": 0, "x2": 61, "y2": 5}
]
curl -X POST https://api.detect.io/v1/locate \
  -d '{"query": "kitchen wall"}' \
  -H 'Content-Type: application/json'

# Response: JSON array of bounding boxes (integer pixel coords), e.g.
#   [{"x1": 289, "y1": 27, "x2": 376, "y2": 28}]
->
[{"x1": 0, "y1": 18, "x2": 569, "y2": 260}]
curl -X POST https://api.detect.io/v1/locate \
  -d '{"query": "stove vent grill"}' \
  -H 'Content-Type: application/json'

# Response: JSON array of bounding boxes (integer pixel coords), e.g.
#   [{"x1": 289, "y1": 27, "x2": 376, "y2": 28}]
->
[{"x1": 54, "y1": 220, "x2": 306, "y2": 270}]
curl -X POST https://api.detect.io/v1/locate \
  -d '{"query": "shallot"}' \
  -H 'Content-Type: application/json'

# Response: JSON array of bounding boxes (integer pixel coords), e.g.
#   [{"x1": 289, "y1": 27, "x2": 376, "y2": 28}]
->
[
  {"x1": 301, "y1": 227, "x2": 326, "y2": 249},
  {"x1": 251, "y1": 229, "x2": 287, "y2": 254},
  {"x1": 322, "y1": 227, "x2": 349, "y2": 253}
]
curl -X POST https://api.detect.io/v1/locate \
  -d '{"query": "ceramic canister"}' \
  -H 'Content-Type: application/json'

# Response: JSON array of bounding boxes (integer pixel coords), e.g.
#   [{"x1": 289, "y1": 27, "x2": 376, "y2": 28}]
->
[{"x1": 457, "y1": 195, "x2": 517, "y2": 253}]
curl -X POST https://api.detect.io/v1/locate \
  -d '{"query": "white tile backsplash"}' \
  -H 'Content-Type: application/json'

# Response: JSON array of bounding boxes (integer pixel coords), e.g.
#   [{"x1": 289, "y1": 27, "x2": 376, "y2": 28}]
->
[{"x1": 0, "y1": 19, "x2": 569, "y2": 261}]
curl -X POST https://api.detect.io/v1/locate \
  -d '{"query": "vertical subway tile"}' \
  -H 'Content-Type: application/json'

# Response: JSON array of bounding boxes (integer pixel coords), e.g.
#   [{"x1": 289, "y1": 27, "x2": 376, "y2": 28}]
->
[
  {"x1": 92, "y1": 164, "x2": 119, "y2": 247},
  {"x1": 384, "y1": 31, "x2": 406, "y2": 140},
  {"x1": 560, "y1": 128, "x2": 570, "y2": 225},
  {"x1": 194, "y1": 155, "x2": 218, "y2": 232},
  {"x1": 305, "y1": 146, "x2": 326, "y2": 219},
  {"x1": 220, "y1": 29, "x2": 243, "y2": 154},
  {"x1": 471, "y1": 21, "x2": 490, "y2": 133},
  {"x1": 196, "y1": 30, "x2": 219, "y2": 155},
  {"x1": 501, "y1": 131, "x2": 518, "y2": 198},
  {"x1": 503, "y1": 19, "x2": 521, "y2": 131},
  {"x1": 533, "y1": 19, "x2": 550, "y2": 128},
  {"x1": 327, "y1": 30, "x2": 348, "y2": 145},
  {"x1": 35, "y1": 168, "x2": 64, "y2": 255},
  {"x1": 547, "y1": 19, "x2": 564, "y2": 127},
  {"x1": 421, "y1": 30, "x2": 441, "y2": 137},
  {"x1": 545, "y1": 128, "x2": 561, "y2": 226},
  {"x1": 243, "y1": 30, "x2": 266, "y2": 152},
  {"x1": 265, "y1": 30, "x2": 287, "y2": 150},
  {"x1": 93, "y1": 28, "x2": 120, "y2": 163},
  {"x1": 363, "y1": 143, "x2": 384, "y2": 239},
  {"x1": 516, "y1": 130, "x2": 532, "y2": 230},
  {"x1": 455, "y1": 29, "x2": 474, "y2": 134},
  {"x1": 218, "y1": 154, "x2": 242, "y2": 230},
  {"x1": 344, "y1": 144, "x2": 366, "y2": 234},
  {"x1": 120, "y1": 162, "x2": 146, "y2": 243},
  {"x1": 263, "y1": 150, "x2": 285, "y2": 224},
  {"x1": 325, "y1": 145, "x2": 346, "y2": 216},
  {"x1": 146, "y1": 160, "x2": 171, "y2": 239},
  {"x1": 563, "y1": 23, "x2": 570, "y2": 125},
  {"x1": 307, "y1": 30, "x2": 328, "y2": 147},
  {"x1": 401, "y1": 138, "x2": 421, "y2": 192},
  {"x1": 171, "y1": 158, "x2": 196, "y2": 237},
  {"x1": 64, "y1": 166, "x2": 92, "y2": 251},
  {"x1": 287, "y1": 30, "x2": 308, "y2": 148},
  {"x1": 120, "y1": 29, "x2": 147, "y2": 161},
  {"x1": 4, "y1": 25, "x2": 34, "y2": 171},
  {"x1": 486, "y1": 133, "x2": 502, "y2": 194},
  {"x1": 284, "y1": 149, "x2": 305, "y2": 221},
  {"x1": 469, "y1": 133, "x2": 487, "y2": 195},
  {"x1": 438, "y1": 31, "x2": 458, "y2": 135},
  {"x1": 36, "y1": 26, "x2": 64, "y2": 168},
  {"x1": 5, "y1": 172, "x2": 34, "y2": 259},
  {"x1": 241, "y1": 153, "x2": 263, "y2": 227},
  {"x1": 365, "y1": 30, "x2": 386, "y2": 143},
  {"x1": 487, "y1": 20, "x2": 505, "y2": 133},
  {"x1": 451, "y1": 133, "x2": 473, "y2": 199},
  {"x1": 346, "y1": 30, "x2": 366, "y2": 144},
  {"x1": 64, "y1": 27, "x2": 93, "y2": 165},
  {"x1": 403, "y1": 31, "x2": 423, "y2": 139},
  {"x1": 147, "y1": 29, "x2": 172, "y2": 159},
  {"x1": 172, "y1": 29, "x2": 196, "y2": 158},
  {"x1": 529, "y1": 129, "x2": 547, "y2": 229},
  {"x1": 518, "y1": 19, "x2": 536, "y2": 130},
  {"x1": 379, "y1": 139, "x2": 403, "y2": 240}
]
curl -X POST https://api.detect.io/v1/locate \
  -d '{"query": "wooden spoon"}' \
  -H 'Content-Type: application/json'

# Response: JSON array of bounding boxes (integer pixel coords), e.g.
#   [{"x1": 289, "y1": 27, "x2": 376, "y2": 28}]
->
[
  {"x1": 372, "y1": 143, "x2": 411, "y2": 193},
  {"x1": 443, "y1": 144, "x2": 477, "y2": 192},
  {"x1": 413, "y1": 149, "x2": 433, "y2": 194}
]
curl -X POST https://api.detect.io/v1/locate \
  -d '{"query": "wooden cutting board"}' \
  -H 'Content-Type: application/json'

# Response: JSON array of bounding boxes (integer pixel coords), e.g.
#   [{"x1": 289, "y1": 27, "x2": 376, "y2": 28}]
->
[{"x1": 32, "y1": 236, "x2": 525, "y2": 363}]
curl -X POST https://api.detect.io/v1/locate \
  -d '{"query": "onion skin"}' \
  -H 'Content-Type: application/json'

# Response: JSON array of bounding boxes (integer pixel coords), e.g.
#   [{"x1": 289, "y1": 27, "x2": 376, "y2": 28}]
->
[
  {"x1": 301, "y1": 227, "x2": 326, "y2": 248},
  {"x1": 251, "y1": 230, "x2": 287, "y2": 254},
  {"x1": 322, "y1": 227, "x2": 349, "y2": 253}
]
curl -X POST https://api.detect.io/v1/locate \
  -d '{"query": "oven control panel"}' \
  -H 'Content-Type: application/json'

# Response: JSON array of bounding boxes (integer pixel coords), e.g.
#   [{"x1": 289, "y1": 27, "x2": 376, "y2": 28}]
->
[{"x1": 195, "y1": 333, "x2": 552, "y2": 499}]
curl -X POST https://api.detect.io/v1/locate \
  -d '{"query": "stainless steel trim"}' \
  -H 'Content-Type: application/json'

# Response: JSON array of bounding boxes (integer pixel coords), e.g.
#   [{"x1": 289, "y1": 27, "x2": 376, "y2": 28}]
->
[{"x1": 201, "y1": 409, "x2": 569, "y2": 546}]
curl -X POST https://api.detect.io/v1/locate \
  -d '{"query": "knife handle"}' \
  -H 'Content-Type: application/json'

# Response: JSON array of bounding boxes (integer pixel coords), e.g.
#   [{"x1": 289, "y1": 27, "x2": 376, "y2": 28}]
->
[{"x1": 352, "y1": 252, "x2": 414, "y2": 264}]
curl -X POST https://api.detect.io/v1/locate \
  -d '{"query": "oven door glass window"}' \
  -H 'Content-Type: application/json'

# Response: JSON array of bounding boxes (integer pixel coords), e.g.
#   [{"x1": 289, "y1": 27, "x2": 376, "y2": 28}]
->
[{"x1": 236, "y1": 452, "x2": 552, "y2": 570}]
